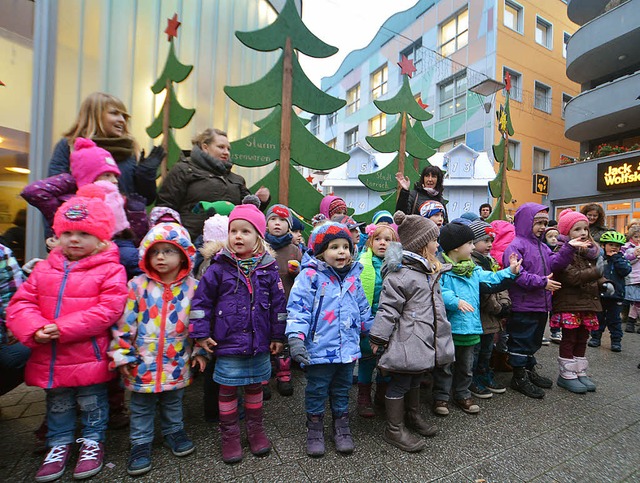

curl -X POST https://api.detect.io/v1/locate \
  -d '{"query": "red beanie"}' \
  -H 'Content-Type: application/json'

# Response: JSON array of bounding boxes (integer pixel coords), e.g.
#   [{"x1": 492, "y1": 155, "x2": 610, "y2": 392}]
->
[
  {"x1": 70, "y1": 137, "x2": 121, "y2": 187},
  {"x1": 557, "y1": 208, "x2": 589, "y2": 236},
  {"x1": 53, "y1": 185, "x2": 115, "y2": 241}
]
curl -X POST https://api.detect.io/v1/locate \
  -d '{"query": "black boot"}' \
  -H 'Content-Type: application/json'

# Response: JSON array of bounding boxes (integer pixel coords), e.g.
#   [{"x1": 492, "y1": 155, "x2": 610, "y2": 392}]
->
[
  {"x1": 511, "y1": 367, "x2": 545, "y2": 399},
  {"x1": 625, "y1": 317, "x2": 636, "y2": 333},
  {"x1": 527, "y1": 366, "x2": 553, "y2": 388}
]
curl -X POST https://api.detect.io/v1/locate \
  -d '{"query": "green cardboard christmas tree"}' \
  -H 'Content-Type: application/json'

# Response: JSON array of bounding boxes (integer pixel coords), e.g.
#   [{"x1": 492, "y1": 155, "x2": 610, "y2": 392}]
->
[
  {"x1": 223, "y1": 0, "x2": 348, "y2": 221},
  {"x1": 486, "y1": 72, "x2": 515, "y2": 222},
  {"x1": 354, "y1": 56, "x2": 441, "y2": 222},
  {"x1": 146, "y1": 14, "x2": 196, "y2": 177}
]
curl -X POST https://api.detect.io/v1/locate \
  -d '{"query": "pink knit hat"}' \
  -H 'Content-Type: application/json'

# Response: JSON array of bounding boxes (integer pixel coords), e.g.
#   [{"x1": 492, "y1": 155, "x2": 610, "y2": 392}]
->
[
  {"x1": 228, "y1": 204, "x2": 266, "y2": 238},
  {"x1": 70, "y1": 137, "x2": 121, "y2": 188},
  {"x1": 203, "y1": 214, "x2": 229, "y2": 243},
  {"x1": 557, "y1": 208, "x2": 589, "y2": 236},
  {"x1": 93, "y1": 180, "x2": 130, "y2": 235},
  {"x1": 53, "y1": 185, "x2": 115, "y2": 241},
  {"x1": 319, "y1": 195, "x2": 347, "y2": 219}
]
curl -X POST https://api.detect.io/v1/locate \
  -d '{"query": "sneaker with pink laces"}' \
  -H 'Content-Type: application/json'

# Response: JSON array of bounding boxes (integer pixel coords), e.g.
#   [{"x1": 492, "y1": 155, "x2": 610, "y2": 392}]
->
[
  {"x1": 35, "y1": 444, "x2": 71, "y2": 482},
  {"x1": 73, "y1": 438, "x2": 104, "y2": 480}
]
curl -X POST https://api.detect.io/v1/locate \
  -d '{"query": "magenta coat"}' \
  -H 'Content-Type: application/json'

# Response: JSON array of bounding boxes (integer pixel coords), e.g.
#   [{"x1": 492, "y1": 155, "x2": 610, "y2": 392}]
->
[{"x1": 7, "y1": 244, "x2": 128, "y2": 389}]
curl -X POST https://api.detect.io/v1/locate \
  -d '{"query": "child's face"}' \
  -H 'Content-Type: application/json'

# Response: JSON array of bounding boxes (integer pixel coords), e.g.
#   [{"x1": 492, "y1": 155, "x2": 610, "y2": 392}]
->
[
  {"x1": 371, "y1": 231, "x2": 394, "y2": 258},
  {"x1": 95, "y1": 172, "x2": 119, "y2": 185},
  {"x1": 450, "y1": 240, "x2": 474, "y2": 261},
  {"x1": 569, "y1": 220, "x2": 589, "y2": 241},
  {"x1": 322, "y1": 239, "x2": 351, "y2": 270},
  {"x1": 291, "y1": 230, "x2": 304, "y2": 246},
  {"x1": 267, "y1": 216, "x2": 289, "y2": 237},
  {"x1": 101, "y1": 106, "x2": 126, "y2": 137},
  {"x1": 631, "y1": 233, "x2": 640, "y2": 245},
  {"x1": 350, "y1": 228, "x2": 360, "y2": 245},
  {"x1": 229, "y1": 219, "x2": 259, "y2": 259},
  {"x1": 59, "y1": 231, "x2": 101, "y2": 261},
  {"x1": 148, "y1": 242, "x2": 183, "y2": 280},
  {"x1": 426, "y1": 240, "x2": 439, "y2": 256},
  {"x1": 429, "y1": 212, "x2": 444, "y2": 227},
  {"x1": 532, "y1": 217, "x2": 548, "y2": 238},
  {"x1": 474, "y1": 237, "x2": 493, "y2": 256},
  {"x1": 604, "y1": 243, "x2": 621, "y2": 256},
  {"x1": 545, "y1": 230, "x2": 558, "y2": 247}
]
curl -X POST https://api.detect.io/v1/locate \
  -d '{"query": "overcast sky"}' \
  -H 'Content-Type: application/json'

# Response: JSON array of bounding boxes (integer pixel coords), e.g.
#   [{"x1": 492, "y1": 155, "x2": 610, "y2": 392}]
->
[{"x1": 299, "y1": 0, "x2": 420, "y2": 86}]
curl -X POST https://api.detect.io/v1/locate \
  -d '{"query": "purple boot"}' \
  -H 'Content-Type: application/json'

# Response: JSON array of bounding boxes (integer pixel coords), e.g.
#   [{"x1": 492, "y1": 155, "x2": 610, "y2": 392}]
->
[
  {"x1": 306, "y1": 414, "x2": 325, "y2": 457},
  {"x1": 220, "y1": 412, "x2": 242, "y2": 464},
  {"x1": 245, "y1": 405, "x2": 271, "y2": 456}
]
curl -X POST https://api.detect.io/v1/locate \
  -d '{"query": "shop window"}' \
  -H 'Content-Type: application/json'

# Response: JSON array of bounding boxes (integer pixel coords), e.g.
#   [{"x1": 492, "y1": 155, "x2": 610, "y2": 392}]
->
[
  {"x1": 440, "y1": 8, "x2": 469, "y2": 57},
  {"x1": 371, "y1": 65, "x2": 388, "y2": 100},
  {"x1": 346, "y1": 84, "x2": 360, "y2": 116}
]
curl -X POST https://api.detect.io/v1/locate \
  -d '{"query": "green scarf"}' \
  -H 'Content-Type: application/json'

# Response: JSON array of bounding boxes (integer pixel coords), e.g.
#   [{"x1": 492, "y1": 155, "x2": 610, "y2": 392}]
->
[
  {"x1": 234, "y1": 254, "x2": 262, "y2": 275},
  {"x1": 442, "y1": 253, "x2": 475, "y2": 277}
]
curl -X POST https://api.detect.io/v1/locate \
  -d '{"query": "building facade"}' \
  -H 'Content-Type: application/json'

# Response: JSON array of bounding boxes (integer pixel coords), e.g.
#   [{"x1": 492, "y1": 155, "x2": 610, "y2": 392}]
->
[
  {"x1": 544, "y1": 0, "x2": 640, "y2": 230},
  {"x1": 313, "y1": 0, "x2": 580, "y2": 218}
]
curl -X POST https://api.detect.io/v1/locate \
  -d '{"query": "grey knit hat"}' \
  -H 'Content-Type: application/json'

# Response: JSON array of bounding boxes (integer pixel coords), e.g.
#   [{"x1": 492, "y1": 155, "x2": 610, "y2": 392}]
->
[
  {"x1": 469, "y1": 219, "x2": 495, "y2": 242},
  {"x1": 393, "y1": 210, "x2": 439, "y2": 254},
  {"x1": 439, "y1": 222, "x2": 474, "y2": 253},
  {"x1": 265, "y1": 204, "x2": 294, "y2": 229}
]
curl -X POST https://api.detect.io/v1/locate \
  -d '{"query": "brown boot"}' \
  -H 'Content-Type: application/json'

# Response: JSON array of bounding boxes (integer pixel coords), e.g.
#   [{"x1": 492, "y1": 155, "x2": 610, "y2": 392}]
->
[
  {"x1": 356, "y1": 383, "x2": 375, "y2": 418},
  {"x1": 382, "y1": 397, "x2": 425, "y2": 452},
  {"x1": 490, "y1": 350, "x2": 512, "y2": 372},
  {"x1": 404, "y1": 387, "x2": 437, "y2": 437}
]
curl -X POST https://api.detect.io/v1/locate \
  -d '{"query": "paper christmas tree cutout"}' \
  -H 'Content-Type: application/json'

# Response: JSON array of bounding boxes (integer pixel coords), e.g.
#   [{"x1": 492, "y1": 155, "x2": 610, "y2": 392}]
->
[
  {"x1": 224, "y1": 0, "x2": 348, "y2": 221},
  {"x1": 486, "y1": 72, "x2": 515, "y2": 222},
  {"x1": 146, "y1": 13, "x2": 195, "y2": 177}
]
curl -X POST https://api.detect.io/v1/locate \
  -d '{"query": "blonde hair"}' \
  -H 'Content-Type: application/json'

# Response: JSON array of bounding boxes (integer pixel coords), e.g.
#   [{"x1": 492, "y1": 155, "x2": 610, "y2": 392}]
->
[
  {"x1": 420, "y1": 245, "x2": 441, "y2": 273},
  {"x1": 365, "y1": 225, "x2": 398, "y2": 250},
  {"x1": 192, "y1": 128, "x2": 228, "y2": 148},
  {"x1": 226, "y1": 223, "x2": 271, "y2": 257},
  {"x1": 63, "y1": 92, "x2": 132, "y2": 144}
]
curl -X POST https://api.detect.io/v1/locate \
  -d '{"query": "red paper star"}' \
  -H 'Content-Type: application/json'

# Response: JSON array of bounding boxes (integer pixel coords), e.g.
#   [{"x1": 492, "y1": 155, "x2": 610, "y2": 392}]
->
[
  {"x1": 397, "y1": 55, "x2": 417, "y2": 78},
  {"x1": 504, "y1": 71, "x2": 512, "y2": 92},
  {"x1": 165, "y1": 13, "x2": 181, "y2": 41},
  {"x1": 416, "y1": 96, "x2": 428, "y2": 109},
  {"x1": 306, "y1": 175, "x2": 314, "y2": 183}
]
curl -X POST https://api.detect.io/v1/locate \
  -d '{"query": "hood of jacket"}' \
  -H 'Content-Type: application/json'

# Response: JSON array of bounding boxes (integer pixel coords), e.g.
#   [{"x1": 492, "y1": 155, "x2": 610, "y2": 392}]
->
[
  {"x1": 381, "y1": 241, "x2": 442, "y2": 278},
  {"x1": 513, "y1": 202, "x2": 548, "y2": 240},
  {"x1": 138, "y1": 222, "x2": 196, "y2": 284}
]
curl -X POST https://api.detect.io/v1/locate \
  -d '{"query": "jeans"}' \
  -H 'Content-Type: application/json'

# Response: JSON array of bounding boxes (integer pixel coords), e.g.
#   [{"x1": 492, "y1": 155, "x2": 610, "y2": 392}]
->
[
  {"x1": 305, "y1": 362, "x2": 354, "y2": 416},
  {"x1": 432, "y1": 344, "x2": 476, "y2": 401},
  {"x1": 473, "y1": 333, "x2": 494, "y2": 373},
  {"x1": 386, "y1": 373, "x2": 423, "y2": 399},
  {"x1": 507, "y1": 311, "x2": 548, "y2": 368},
  {"x1": 130, "y1": 389, "x2": 185, "y2": 445},
  {"x1": 46, "y1": 383, "x2": 109, "y2": 447},
  {"x1": 595, "y1": 299, "x2": 623, "y2": 342}
]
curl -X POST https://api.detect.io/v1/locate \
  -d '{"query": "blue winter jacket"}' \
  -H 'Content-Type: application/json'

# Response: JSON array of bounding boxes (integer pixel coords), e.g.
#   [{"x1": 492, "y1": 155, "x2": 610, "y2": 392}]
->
[
  {"x1": 286, "y1": 253, "x2": 373, "y2": 365},
  {"x1": 603, "y1": 252, "x2": 632, "y2": 300},
  {"x1": 440, "y1": 265, "x2": 516, "y2": 335},
  {"x1": 114, "y1": 238, "x2": 143, "y2": 280}
]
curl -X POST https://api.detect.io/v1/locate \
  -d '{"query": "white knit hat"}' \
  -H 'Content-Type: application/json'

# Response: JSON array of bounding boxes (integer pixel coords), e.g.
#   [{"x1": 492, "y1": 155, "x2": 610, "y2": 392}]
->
[{"x1": 203, "y1": 214, "x2": 228, "y2": 243}]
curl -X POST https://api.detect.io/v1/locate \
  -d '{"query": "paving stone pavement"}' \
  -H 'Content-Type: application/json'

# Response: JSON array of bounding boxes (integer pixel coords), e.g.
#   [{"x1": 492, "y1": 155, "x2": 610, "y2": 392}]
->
[{"x1": 1, "y1": 331, "x2": 639, "y2": 482}]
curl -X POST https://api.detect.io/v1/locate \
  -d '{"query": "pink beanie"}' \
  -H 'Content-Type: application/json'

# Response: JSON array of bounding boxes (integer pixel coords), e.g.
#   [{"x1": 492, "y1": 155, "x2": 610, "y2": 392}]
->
[
  {"x1": 93, "y1": 180, "x2": 130, "y2": 235},
  {"x1": 557, "y1": 208, "x2": 589, "y2": 236},
  {"x1": 53, "y1": 185, "x2": 115, "y2": 241},
  {"x1": 319, "y1": 195, "x2": 347, "y2": 219},
  {"x1": 228, "y1": 204, "x2": 266, "y2": 238},
  {"x1": 70, "y1": 137, "x2": 121, "y2": 188}
]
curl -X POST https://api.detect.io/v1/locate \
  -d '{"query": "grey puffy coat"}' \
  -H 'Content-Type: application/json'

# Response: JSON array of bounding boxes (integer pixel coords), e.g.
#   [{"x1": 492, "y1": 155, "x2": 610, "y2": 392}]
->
[{"x1": 369, "y1": 243, "x2": 455, "y2": 373}]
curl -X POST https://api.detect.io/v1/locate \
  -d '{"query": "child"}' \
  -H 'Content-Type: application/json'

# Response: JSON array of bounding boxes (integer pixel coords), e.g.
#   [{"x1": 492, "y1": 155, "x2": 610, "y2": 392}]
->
[
  {"x1": 356, "y1": 223, "x2": 398, "y2": 417},
  {"x1": 331, "y1": 214, "x2": 365, "y2": 257},
  {"x1": 589, "y1": 231, "x2": 632, "y2": 352},
  {"x1": 319, "y1": 195, "x2": 348, "y2": 219},
  {"x1": 286, "y1": 222, "x2": 373, "y2": 457},
  {"x1": 503, "y1": 203, "x2": 588, "y2": 399},
  {"x1": 622, "y1": 226, "x2": 640, "y2": 333},
  {"x1": 437, "y1": 223, "x2": 520, "y2": 415},
  {"x1": 7, "y1": 190, "x2": 128, "y2": 482},
  {"x1": 419, "y1": 200, "x2": 446, "y2": 228},
  {"x1": 291, "y1": 214, "x2": 307, "y2": 253},
  {"x1": 544, "y1": 226, "x2": 562, "y2": 343},
  {"x1": 265, "y1": 204, "x2": 302, "y2": 397},
  {"x1": 468, "y1": 220, "x2": 511, "y2": 398},
  {"x1": 551, "y1": 209, "x2": 606, "y2": 393},
  {"x1": 109, "y1": 222, "x2": 204, "y2": 476},
  {"x1": 369, "y1": 212, "x2": 454, "y2": 452},
  {"x1": 189, "y1": 202, "x2": 287, "y2": 464}
]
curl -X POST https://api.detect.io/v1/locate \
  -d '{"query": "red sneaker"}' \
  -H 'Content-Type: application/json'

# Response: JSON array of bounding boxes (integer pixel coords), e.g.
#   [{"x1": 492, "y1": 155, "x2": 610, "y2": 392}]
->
[
  {"x1": 35, "y1": 444, "x2": 71, "y2": 482},
  {"x1": 72, "y1": 438, "x2": 104, "y2": 479}
]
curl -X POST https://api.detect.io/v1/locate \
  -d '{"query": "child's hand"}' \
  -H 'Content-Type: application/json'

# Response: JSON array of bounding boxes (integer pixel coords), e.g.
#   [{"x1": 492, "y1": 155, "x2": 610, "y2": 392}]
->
[
  {"x1": 191, "y1": 355, "x2": 207, "y2": 372},
  {"x1": 196, "y1": 337, "x2": 217, "y2": 353},
  {"x1": 34, "y1": 324, "x2": 60, "y2": 343},
  {"x1": 568, "y1": 238, "x2": 590, "y2": 249},
  {"x1": 545, "y1": 273, "x2": 561, "y2": 291},
  {"x1": 119, "y1": 364, "x2": 135, "y2": 377},
  {"x1": 458, "y1": 299, "x2": 474, "y2": 312},
  {"x1": 270, "y1": 341, "x2": 284, "y2": 355},
  {"x1": 508, "y1": 253, "x2": 522, "y2": 274},
  {"x1": 370, "y1": 343, "x2": 380, "y2": 354},
  {"x1": 287, "y1": 260, "x2": 300, "y2": 275}
]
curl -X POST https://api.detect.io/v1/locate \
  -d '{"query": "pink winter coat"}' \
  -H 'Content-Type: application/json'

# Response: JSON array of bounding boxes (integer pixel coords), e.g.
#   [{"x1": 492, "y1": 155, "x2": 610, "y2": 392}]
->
[{"x1": 6, "y1": 244, "x2": 128, "y2": 389}]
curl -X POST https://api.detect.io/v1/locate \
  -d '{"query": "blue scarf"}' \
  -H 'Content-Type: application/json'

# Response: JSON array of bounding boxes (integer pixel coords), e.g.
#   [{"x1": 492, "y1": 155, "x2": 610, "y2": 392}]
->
[{"x1": 265, "y1": 232, "x2": 293, "y2": 250}]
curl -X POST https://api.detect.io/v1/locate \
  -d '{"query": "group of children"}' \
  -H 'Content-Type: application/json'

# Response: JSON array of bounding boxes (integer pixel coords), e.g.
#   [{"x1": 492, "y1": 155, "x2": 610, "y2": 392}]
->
[{"x1": 2, "y1": 133, "x2": 640, "y2": 480}]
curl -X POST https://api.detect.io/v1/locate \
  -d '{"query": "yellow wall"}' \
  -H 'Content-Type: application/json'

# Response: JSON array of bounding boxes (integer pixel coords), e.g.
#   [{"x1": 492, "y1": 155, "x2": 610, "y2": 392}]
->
[{"x1": 496, "y1": 0, "x2": 580, "y2": 212}]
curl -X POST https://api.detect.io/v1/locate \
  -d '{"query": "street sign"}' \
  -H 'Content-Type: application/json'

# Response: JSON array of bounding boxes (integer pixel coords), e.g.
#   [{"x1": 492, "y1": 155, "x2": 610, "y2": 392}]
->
[{"x1": 533, "y1": 173, "x2": 549, "y2": 195}]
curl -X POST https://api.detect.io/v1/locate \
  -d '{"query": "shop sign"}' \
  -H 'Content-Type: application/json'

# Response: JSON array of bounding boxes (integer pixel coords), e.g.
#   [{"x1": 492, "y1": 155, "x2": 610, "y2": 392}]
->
[
  {"x1": 597, "y1": 157, "x2": 640, "y2": 191},
  {"x1": 532, "y1": 173, "x2": 548, "y2": 195}
]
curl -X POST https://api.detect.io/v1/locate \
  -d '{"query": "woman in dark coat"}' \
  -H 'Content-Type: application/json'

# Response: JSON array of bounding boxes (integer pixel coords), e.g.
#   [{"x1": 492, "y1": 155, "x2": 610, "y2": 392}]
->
[
  {"x1": 156, "y1": 128, "x2": 270, "y2": 240},
  {"x1": 395, "y1": 165, "x2": 448, "y2": 222},
  {"x1": 580, "y1": 203, "x2": 608, "y2": 243}
]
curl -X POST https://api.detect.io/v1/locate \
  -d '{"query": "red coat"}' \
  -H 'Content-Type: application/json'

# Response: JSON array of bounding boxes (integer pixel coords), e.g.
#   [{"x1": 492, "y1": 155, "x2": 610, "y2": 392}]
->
[{"x1": 7, "y1": 244, "x2": 127, "y2": 389}]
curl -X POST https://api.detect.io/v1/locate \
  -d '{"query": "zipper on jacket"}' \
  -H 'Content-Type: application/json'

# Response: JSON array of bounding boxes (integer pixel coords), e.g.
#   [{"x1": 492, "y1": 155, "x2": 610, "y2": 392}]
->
[
  {"x1": 48, "y1": 261, "x2": 76, "y2": 389},
  {"x1": 536, "y1": 240, "x2": 550, "y2": 311},
  {"x1": 91, "y1": 337, "x2": 101, "y2": 361},
  {"x1": 155, "y1": 284, "x2": 172, "y2": 393},
  {"x1": 309, "y1": 284, "x2": 327, "y2": 341}
]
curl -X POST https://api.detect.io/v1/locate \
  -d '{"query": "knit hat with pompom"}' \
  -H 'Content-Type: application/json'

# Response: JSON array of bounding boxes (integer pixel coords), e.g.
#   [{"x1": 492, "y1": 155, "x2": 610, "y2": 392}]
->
[
  {"x1": 53, "y1": 184, "x2": 115, "y2": 241},
  {"x1": 70, "y1": 137, "x2": 120, "y2": 188},
  {"x1": 557, "y1": 208, "x2": 589, "y2": 236},
  {"x1": 203, "y1": 214, "x2": 229, "y2": 243},
  {"x1": 393, "y1": 210, "x2": 439, "y2": 254},
  {"x1": 228, "y1": 195, "x2": 266, "y2": 237},
  {"x1": 308, "y1": 222, "x2": 353, "y2": 256}
]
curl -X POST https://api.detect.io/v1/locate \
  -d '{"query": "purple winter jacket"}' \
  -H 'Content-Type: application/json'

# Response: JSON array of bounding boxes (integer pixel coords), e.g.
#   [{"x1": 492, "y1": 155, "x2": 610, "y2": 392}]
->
[
  {"x1": 503, "y1": 202, "x2": 576, "y2": 313},
  {"x1": 188, "y1": 249, "x2": 287, "y2": 357}
]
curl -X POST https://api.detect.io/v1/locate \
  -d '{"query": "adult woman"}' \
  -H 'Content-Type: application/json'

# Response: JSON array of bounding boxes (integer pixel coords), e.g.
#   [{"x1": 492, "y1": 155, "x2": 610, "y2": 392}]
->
[
  {"x1": 156, "y1": 128, "x2": 269, "y2": 240},
  {"x1": 48, "y1": 92, "x2": 161, "y2": 205},
  {"x1": 580, "y1": 203, "x2": 608, "y2": 243},
  {"x1": 395, "y1": 165, "x2": 448, "y2": 222}
]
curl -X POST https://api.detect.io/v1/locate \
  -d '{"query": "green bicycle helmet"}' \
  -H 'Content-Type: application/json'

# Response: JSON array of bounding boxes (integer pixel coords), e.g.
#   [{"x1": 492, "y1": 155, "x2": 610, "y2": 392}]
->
[{"x1": 600, "y1": 231, "x2": 626, "y2": 245}]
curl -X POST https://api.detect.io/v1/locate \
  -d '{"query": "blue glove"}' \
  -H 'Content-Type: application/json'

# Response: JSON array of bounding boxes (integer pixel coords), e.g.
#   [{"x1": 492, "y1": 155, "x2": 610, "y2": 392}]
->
[{"x1": 288, "y1": 336, "x2": 310, "y2": 365}]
